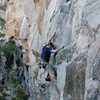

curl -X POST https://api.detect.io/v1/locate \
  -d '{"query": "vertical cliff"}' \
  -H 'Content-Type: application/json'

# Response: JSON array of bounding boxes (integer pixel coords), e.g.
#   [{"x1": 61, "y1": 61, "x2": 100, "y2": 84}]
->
[{"x1": 4, "y1": 0, "x2": 100, "y2": 100}]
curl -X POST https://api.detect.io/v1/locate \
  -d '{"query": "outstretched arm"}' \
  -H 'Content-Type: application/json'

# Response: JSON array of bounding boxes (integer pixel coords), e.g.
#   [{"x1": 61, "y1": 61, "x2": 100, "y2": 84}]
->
[
  {"x1": 51, "y1": 45, "x2": 64, "y2": 53},
  {"x1": 47, "y1": 32, "x2": 56, "y2": 44}
]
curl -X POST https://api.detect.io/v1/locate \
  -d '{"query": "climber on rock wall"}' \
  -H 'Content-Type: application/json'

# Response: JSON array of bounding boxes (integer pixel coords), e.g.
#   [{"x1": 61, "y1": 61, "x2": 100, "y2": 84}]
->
[
  {"x1": 40, "y1": 32, "x2": 64, "y2": 67},
  {"x1": 38, "y1": 32, "x2": 64, "y2": 81},
  {"x1": 66, "y1": 0, "x2": 70, "y2": 2}
]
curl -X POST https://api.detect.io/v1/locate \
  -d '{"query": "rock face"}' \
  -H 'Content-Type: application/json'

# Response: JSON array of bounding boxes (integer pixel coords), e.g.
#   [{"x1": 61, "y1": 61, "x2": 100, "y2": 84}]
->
[{"x1": 5, "y1": 0, "x2": 100, "y2": 100}]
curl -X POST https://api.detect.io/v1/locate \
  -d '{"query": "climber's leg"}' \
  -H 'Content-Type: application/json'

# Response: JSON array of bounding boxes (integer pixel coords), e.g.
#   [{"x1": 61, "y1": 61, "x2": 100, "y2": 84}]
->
[
  {"x1": 38, "y1": 58, "x2": 48, "y2": 69},
  {"x1": 45, "y1": 64, "x2": 56, "y2": 81}
]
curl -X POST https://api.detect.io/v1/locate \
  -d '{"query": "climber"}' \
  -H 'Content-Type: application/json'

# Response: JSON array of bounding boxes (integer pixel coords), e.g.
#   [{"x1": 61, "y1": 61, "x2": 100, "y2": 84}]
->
[
  {"x1": 39, "y1": 32, "x2": 64, "y2": 68},
  {"x1": 66, "y1": 0, "x2": 69, "y2": 2},
  {"x1": 38, "y1": 32, "x2": 64, "y2": 82}
]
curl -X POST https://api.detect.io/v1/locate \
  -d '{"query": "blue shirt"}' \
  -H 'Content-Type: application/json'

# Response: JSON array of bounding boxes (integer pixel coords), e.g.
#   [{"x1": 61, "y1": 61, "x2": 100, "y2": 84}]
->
[{"x1": 41, "y1": 47, "x2": 52, "y2": 63}]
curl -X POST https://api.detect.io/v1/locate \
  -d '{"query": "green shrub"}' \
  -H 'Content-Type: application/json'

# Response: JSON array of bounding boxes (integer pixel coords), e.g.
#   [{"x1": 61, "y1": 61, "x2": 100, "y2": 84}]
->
[
  {"x1": 0, "y1": 5, "x2": 6, "y2": 11},
  {"x1": 0, "y1": 17, "x2": 6, "y2": 29},
  {"x1": 3, "y1": 42, "x2": 16, "y2": 56},
  {"x1": 9, "y1": 69, "x2": 29, "y2": 100},
  {"x1": 15, "y1": 87, "x2": 29, "y2": 100}
]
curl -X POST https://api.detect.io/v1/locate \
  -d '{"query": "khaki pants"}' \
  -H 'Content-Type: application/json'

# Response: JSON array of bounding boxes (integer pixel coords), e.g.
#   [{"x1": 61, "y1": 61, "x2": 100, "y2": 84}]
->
[{"x1": 46, "y1": 64, "x2": 57, "y2": 81}]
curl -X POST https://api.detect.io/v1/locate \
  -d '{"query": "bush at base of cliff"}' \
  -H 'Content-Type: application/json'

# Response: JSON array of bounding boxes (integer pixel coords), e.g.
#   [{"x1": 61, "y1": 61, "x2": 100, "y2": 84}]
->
[
  {"x1": 0, "y1": 17, "x2": 6, "y2": 29},
  {"x1": 0, "y1": 5, "x2": 6, "y2": 11},
  {"x1": 9, "y1": 69, "x2": 29, "y2": 100},
  {"x1": 15, "y1": 87, "x2": 29, "y2": 100}
]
